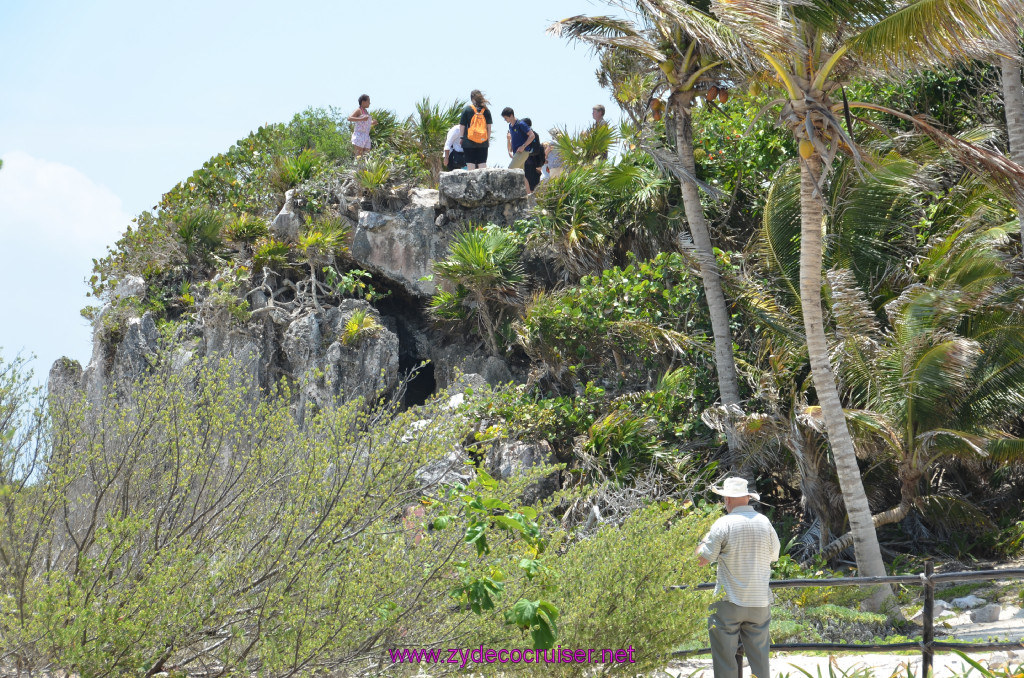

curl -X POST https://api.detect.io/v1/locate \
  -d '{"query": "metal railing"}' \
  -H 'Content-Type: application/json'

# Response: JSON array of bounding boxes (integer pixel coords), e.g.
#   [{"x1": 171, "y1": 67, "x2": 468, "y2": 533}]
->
[{"x1": 670, "y1": 563, "x2": 1024, "y2": 677}]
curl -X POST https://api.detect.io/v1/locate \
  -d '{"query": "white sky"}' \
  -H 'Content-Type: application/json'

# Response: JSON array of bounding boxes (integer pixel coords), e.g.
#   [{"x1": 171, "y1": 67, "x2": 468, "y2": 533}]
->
[{"x1": 0, "y1": 0, "x2": 615, "y2": 380}]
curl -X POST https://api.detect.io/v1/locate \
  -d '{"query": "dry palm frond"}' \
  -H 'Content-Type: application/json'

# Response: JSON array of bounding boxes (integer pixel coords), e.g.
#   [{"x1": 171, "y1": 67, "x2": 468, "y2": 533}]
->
[
  {"x1": 640, "y1": 137, "x2": 729, "y2": 199},
  {"x1": 846, "y1": 101, "x2": 1024, "y2": 204},
  {"x1": 710, "y1": 0, "x2": 804, "y2": 56},
  {"x1": 645, "y1": 0, "x2": 752, "y2": 65}
]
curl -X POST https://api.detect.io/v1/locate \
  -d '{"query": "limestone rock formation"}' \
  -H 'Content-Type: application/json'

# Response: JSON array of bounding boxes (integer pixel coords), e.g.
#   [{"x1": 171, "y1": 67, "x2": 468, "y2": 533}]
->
[
  {"x1": 53, "y1": 167, "x2": 532, "y2": 423},
  {"x1": 486, "y1": 439, "x2": 559, "y2": 504},
  {"x1": 438, "y1": 168, "x2": 529, "y2": 227},
  {"x1": 350, "y1": 188, "x2": 446, "y2": 297},
  {"x1": 270, "y1": 189, "x2": 302, "y2": 242},
  {"x1": 282, "y1": 300, "x2": 399, "y2": 414}
]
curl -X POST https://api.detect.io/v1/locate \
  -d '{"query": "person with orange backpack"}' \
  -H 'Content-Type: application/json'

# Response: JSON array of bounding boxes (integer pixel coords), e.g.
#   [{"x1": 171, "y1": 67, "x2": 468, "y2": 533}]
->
[{"x1": 459, "y1": 90, "x2": 493, "y2": 170}]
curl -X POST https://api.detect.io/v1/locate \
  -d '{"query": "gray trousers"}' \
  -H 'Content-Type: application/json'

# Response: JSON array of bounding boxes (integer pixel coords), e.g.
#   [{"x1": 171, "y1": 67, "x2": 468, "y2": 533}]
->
[{"x1": 709, "y1": 600, "x2": 771, "y2": 678}]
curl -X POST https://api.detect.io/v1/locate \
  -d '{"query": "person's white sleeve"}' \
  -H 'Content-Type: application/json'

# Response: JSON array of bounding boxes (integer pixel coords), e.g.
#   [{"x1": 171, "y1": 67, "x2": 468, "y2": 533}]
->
[
  {"x1": 445, "y1": 126, "x2": 463, "y2": 152},
  {"x1": 770, "y1": 526, "x2": 781, "y2": 562},
  {"x1": 697, "y1": 521, "x2": 725, "y2": 563}
]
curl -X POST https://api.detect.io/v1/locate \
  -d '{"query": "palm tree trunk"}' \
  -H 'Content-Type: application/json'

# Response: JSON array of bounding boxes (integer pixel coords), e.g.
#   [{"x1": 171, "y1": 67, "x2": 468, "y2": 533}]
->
[
  {"x1": 811, "y1": 500, "x2": 911, "y2": 565},
  {"x1": 798, "y1": 154, "x2": 891, "y2": 611},
  {"x1": 1000, "y1": 46, "x2": 1024, "y2": 244},
  {"x1": 672, "y1": 101, "x2": 744, "y2": 466}
]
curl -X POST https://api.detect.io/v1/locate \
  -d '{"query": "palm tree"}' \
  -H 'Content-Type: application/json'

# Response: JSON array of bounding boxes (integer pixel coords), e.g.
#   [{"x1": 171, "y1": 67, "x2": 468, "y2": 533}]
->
[
  {"x1": 997, "y1": 35, "x2": 1024, "y2": 242},
  {"x1": 552, "y1": 1, "x2": 748, "y2": 465},
  {"x1": 431, "y1": 226, "x2": 525, "y2": 356},
  {"x1": 830, "y1": 223, "x2": 1024, "y2": 554},
  {"x1": 405, "y1": 98, "x2": 465, "y2": 186},
  {"x1": 710, "y1": 0, "x2": 1024, "y2": 607}
]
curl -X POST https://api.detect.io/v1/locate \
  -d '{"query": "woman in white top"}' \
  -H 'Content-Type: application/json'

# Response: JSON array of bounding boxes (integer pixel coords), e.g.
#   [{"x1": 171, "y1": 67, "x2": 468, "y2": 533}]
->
[{"x1": 348, "y1": 94, "x2": 375, "y2": 157}]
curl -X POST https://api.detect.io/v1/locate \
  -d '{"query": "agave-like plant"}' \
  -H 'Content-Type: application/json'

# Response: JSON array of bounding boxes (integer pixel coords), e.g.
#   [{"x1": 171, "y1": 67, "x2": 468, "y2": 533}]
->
[
  {"x1": 175, "y1": 208, "x2": 225, "y2": 273},
  {"x1": 404, "y1": 97, "x2": 465, "y2": 185},
  {"x1": 223, "y1": 213, "x2": 269, "y2": 252},
  {"x1": 252, "y1": 237, "x2": 291, "y2": 273},
  {"x1": 351, "y1": 155, "x2": 394, "y2": 211},
  {"x1": 270, "y1": 148, "x2": 324, "y2": 194},
  {"x1": 341, "y1": 308, "x2": 381, "y2": 346},
  {"x1": 551, "y1": 124, "x2": 618, "y2": 168},
  {"x1": 431, "y1": 226, "x2": 525, "y2": 356},
  {"x1": 530, "y1": 164, "x2": 614, "y2": 282}
]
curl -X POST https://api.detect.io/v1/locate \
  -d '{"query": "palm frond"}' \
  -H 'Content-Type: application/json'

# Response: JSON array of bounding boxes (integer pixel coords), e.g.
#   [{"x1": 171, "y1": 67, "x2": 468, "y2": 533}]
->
[
  {"x1": 844, "y1": 408, "x2": 903, "y2": 458},
  {"x1": 647, "y1": 0, "x2": 752, "y2": 64},
  {"x1": 917, "y1": 494, "x2": 993, "y2": 532},
  {"x1": 710, "y1": 0, "x2": 800, "y2": 55},
  {"x1": 987, "y1": 437, "x2": 1024, "y2": 464},
  {"x1": 552, "y1": 15, "x2": 668, "y2": 62},
  {"x1": 549, "y1": 14, "x2": 643, "y2": 41},
  {"x1": 916, "y1": 428, "x2": 988, "y2": 462},
  {"x1": 641, "y1": 138, "x2": 729, "y2": 199},
  {"x1": 758, "y1": 160, "x2": 802, "y2": 306},
  {"x1": 905, "y1": 338, "x2": 981, "y2": 431},
  {"x1": 828, "y1": 157, "x2": 922, "y2": 290},
  {"x1": 848, "y1": 0, "x2": 1022, "y2": 73},
  {"x1": 847, "y1": 101, "x2": 1024, "y2": 202}
]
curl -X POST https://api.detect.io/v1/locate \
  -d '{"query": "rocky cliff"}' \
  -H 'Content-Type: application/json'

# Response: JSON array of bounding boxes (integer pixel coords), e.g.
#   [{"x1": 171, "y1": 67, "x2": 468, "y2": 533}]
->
[{"x1": 50, "y1": 168, "x2": 533, "y2": 414}]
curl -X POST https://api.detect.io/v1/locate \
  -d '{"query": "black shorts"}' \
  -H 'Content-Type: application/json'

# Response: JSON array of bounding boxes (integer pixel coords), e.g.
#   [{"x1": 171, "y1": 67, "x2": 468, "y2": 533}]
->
[
  {"x1": 464, "y1": 146, "x2": 488, "y2": 165},
  {"x1": 446, "y1": 150, "x2": 466, "y2": 171}
]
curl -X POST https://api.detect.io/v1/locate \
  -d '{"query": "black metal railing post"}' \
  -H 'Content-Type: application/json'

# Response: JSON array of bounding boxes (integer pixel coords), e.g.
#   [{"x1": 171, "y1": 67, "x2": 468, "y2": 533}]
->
[
  {"x1": 736, "y1": 643, "x2": 744, "y2": 678},
  {"x1": 922, "y1": 561, "x2": 934, "y2": 678}
]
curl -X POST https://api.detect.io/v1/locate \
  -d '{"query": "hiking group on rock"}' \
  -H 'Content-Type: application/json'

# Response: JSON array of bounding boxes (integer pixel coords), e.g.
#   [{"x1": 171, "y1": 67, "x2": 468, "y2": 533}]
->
[{"x1": 351, "y1": 89, "x2": 602, "y2": 194}]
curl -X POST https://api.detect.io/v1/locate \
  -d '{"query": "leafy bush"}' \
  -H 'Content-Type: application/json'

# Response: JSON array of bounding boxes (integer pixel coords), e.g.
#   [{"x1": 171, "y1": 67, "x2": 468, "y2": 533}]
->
[
  {"x1": 0, "y1": 351, "x2": 539, "y2": 676},
  {"x1": 223, "y1": 212, "x2": 269, "y2": 245},
  {"x1": 542, "y1": 502, "x2": 718, "y2": 675},
  {"x1": 89, "y1": 211, "x2": 179, "y2": 299},
  {"x1": 516, "y1": 252, "x2": 714, "y2": 391},
  {"x1": 252, "y1": 237, "x2": 292, "y2": 271},
  {"x1": 286, "y1": 106, "x2": 353, "y2": 163}
]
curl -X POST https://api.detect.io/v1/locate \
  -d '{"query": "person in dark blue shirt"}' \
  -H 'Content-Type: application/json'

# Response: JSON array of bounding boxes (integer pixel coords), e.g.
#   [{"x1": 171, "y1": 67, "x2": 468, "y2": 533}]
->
[{"x1": 501, "y1": 107, "x2": 541, "y2": 193}]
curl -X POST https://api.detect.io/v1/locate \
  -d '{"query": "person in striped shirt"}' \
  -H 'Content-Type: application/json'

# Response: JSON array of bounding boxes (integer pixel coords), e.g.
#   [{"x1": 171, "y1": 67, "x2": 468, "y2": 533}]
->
[{"x1": 697, "y1": 477, "x2": 781, "y2": 678}]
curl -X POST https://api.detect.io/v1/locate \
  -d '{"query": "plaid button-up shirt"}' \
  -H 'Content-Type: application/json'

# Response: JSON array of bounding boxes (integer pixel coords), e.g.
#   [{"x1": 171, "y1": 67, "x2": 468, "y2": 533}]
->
[{"x1": 697, "y1": 504, "x2": 781, "y2": 608}]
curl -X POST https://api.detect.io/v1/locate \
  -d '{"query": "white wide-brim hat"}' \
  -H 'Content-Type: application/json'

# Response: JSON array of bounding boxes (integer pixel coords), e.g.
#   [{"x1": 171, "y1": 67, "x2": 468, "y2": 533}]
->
[{"x1": 711, "y1": 477, "x2": 759, "y2": 501}]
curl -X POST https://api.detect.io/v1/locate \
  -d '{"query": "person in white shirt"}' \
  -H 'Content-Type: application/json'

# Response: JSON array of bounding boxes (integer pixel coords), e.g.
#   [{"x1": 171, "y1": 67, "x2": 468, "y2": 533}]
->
[
  {"x1": 697, "y1": 477, "x2": 781, "y2": 678},
  {"x1": 443, "y1": 124, "x2": 466, "y2": 171}
]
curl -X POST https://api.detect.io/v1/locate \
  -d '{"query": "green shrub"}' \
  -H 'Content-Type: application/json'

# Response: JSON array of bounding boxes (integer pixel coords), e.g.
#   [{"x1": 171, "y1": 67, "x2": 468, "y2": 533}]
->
[
  {"x1": 223, "y1": 212, "x2": 269, "y2": 245},
  {"x1": 89, "y1": 211, "x2": 179, "y2": 300},
  {"x1": 541, "y1": 502, "x2": 718, "y2": 675},
  {"x1": 286, "y1": 106, "x2": 353, "y2": 163},
  {"x1": 252, "y1": 237, "x2": 291, "y2": 271},
  {"x1": 340, "y1": 308, "x2": 381, "y2": 346},
  {"x1": 515, "y1": 252, "x2": 714, "y2": 391},
  {"x1": 0, "y1": 351, "x2": 521, "y2": 676}
]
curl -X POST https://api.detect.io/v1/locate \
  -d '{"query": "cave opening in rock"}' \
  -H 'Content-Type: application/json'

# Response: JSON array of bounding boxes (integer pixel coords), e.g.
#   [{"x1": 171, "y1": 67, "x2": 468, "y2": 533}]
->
[
  {"x1": 401, "y1": 359, "x2": 435, "y2": 409},
  {"x1": 378, "y1": 295, "x2": 437, "y2": 409}
]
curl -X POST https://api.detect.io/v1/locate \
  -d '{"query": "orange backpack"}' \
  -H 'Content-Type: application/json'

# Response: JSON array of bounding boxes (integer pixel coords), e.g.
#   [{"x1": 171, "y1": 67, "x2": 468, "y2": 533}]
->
[{"x1": 467, "y1": 105, "x2": 489, "y2": 144}]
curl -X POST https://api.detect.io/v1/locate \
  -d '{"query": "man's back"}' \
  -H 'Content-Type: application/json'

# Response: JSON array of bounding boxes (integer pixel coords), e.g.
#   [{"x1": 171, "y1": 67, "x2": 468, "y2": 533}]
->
[{"x1": 698, "y1": 505, "x2": 780, "y2": 608}]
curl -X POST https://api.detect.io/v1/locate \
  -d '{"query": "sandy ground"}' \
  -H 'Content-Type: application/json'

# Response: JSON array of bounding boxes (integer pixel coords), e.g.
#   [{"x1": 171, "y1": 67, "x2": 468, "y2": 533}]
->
[
  {"x1": 666, "y1": 593, "x2": 1024, "y2": 677},
  {"x1": 665, "y1": 651, "x2": 1018, "y2": 678}
]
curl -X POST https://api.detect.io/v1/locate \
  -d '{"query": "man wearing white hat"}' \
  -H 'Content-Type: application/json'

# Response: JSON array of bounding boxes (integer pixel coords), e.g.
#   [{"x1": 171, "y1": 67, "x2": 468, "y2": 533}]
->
[{"x1": 696, "y1": 477, "x2": 781, "y2": 678}]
